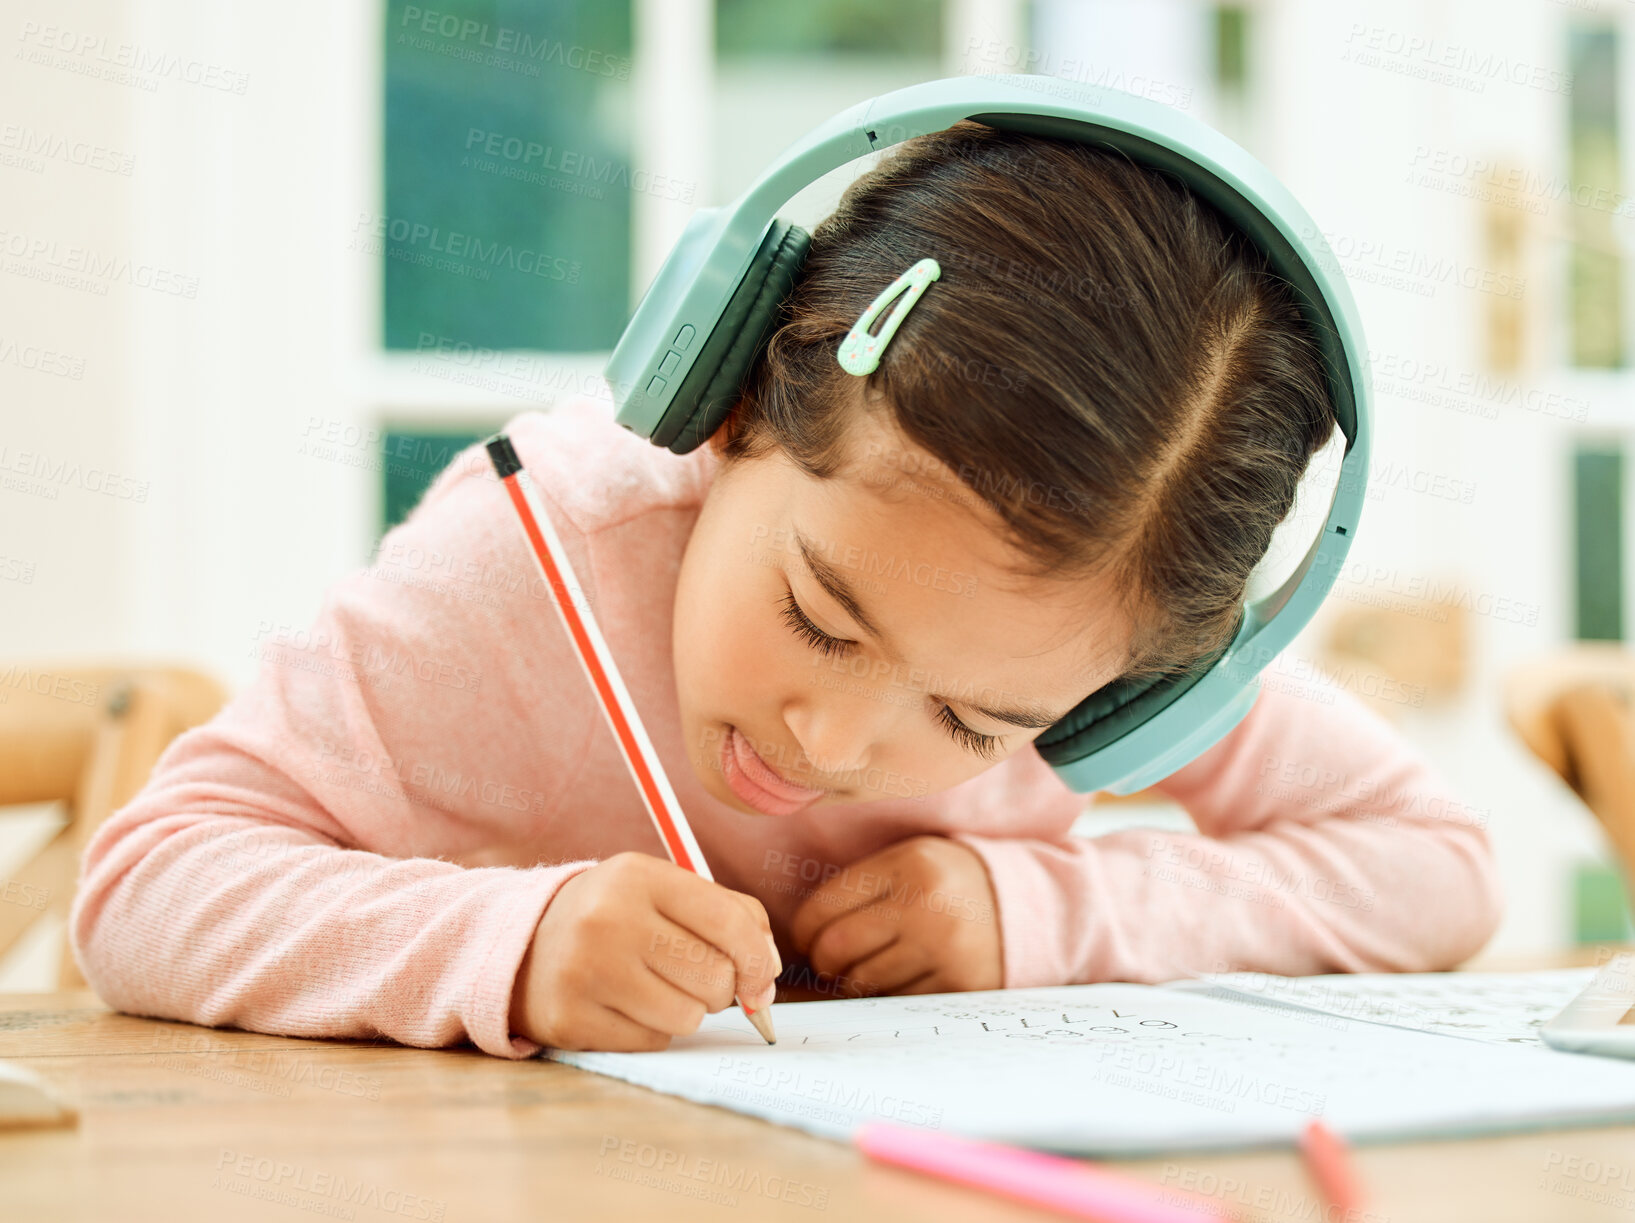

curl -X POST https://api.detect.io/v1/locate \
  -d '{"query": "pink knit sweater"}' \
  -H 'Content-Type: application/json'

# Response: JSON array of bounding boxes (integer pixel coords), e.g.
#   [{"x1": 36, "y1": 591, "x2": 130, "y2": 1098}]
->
[{"x1": 68, "y1": 395, "x2": 1503, "y2": 1059}]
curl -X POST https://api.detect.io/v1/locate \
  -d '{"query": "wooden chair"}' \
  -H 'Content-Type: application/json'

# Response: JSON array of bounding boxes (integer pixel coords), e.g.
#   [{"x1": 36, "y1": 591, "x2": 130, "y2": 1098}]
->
[
  {"x1": 1504, "y1": 643, "x2": 1635, "y2": 885},
  {"x1": 0, "y1": 664, "x2": 227, "y2": 988},
  {"x1": 1278, "y1": 592, "x2": 1470, "y2": 728}
]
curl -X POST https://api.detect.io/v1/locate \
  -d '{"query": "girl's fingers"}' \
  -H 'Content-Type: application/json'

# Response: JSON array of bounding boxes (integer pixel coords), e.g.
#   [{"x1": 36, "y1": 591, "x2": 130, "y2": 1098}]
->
[
  {"x1": 893, "y1": 970, "x2": 943, "y2": 996},
  {"x1": 607, "y1": 961, "x2": 711, "y2": 1038},
  {"x1": 807, "y1": 903, "x2": 899, "y2": 981},
  {"x1": 642, "y1": 914, "x2": 738, "y2": 1011},
  {"x1": 649, "y1": 867, "x2": 781, "y2": 996},
  {"x1": 551, "y1": 1002, "x2": 673, "y2": 1053},
  {"x1": 836, "y1": 937, "x2": 932, "y2": 998},
  {"x1": 788, "y1": 850, "x2": 899, "y2": 954}
]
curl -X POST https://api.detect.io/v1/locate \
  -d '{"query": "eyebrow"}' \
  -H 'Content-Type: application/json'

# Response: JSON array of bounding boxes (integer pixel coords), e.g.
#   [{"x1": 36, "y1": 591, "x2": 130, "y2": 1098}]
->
[{"x1": 792, "y1": 526, "x2": 1069, "y2": 731}]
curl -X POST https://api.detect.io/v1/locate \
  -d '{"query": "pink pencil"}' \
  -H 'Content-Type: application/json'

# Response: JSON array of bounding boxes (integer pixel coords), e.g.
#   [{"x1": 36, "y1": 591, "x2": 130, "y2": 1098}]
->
[
  {"x1": 484, "y1": 433, "x2": 775, "y2": 1045},
  {"x1": 1299, "y1": 1119, "x2": 1365, "y2": 1215},
  {"x1": 854, "y1": 1122, "x2": 1235, "y2": 1223}
]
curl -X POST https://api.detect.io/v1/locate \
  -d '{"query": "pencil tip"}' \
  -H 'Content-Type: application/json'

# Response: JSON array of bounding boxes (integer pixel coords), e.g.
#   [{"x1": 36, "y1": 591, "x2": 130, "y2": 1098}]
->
[{"x1": 746, "y1": 1004, "x2": 777, "y2": 1044}]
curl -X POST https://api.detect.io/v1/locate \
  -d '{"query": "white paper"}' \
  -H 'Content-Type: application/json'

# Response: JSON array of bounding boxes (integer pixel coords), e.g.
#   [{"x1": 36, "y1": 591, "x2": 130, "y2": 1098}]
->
[
  {"x1": 1171, "y1": 968, "x2": 1600, "y2": 1046},
  {"x1": 545, "y1": 982, "x2": 1635, "y2": 1155}
]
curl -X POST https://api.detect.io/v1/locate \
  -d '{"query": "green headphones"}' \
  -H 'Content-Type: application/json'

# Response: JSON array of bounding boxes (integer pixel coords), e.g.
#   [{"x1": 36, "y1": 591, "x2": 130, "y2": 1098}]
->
[{"x1": 604, "y1": 74, "x2": 1371, "y2": 796}]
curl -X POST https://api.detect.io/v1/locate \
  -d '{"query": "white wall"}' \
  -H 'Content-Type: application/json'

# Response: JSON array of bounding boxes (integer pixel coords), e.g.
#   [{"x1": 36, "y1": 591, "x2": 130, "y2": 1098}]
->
[
  {"x1": 1, "y1": 0, "x2": 380, "y2": 684},
  {"x1": 1, "y1": 0, "x2": 382, "y2": 987}
]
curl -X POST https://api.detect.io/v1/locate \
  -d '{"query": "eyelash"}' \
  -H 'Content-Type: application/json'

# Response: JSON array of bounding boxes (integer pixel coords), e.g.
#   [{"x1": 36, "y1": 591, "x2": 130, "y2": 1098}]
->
[{"x1": 777, "y1": 589, "x2": 1003, "y2": 761}]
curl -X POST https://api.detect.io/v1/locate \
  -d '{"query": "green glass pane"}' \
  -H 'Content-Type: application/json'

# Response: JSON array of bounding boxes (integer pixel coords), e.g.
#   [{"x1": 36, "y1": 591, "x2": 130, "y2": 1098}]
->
[
  {"x1": 1572, "y1": 860, "x2": 1634, "y2": 944},
  {"x1": 1566, "y1": 24, "x2": 1623, "y2": 368},
  {"x1": 381, "y1": 429, "x2": 496, "y2": 532},
  {"x1": 1214, "y1": 6, "x2": 1248, "y2": 90},
  {"x1": 383, "y1": 0, "x2": 633, "y2": 350},
  {"x1": 1573, "y1": 446, "x2": 1623, "y2": 641},
  {"x1": 716, "y1": 0, "x2": 941, "y2": 58}
]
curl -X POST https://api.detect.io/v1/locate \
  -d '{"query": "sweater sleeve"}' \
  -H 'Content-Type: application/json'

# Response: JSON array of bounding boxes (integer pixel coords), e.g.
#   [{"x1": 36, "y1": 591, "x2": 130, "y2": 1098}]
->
[
  {"x1": 67, "y1": 423, "x2": 603, "y2": 1059},
  {"x1": 947, "y1": 672, "x2": 1504, "y2": 989}
]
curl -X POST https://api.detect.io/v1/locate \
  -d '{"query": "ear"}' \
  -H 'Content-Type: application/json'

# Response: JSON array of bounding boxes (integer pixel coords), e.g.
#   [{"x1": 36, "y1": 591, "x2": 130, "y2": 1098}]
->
[{"x1": 706, "y1": 398, "x2": 747, "y2": 459}]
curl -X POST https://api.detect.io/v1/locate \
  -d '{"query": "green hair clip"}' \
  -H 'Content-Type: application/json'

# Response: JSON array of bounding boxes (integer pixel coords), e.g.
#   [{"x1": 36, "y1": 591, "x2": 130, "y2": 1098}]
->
[{"x1": 836, "y1": 257, "x2": 941, "y2": 376}]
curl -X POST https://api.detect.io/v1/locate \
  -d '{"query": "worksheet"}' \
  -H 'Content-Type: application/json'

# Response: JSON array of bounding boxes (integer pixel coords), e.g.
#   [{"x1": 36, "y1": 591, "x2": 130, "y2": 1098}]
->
[
  {"x1": 1171, "y1": 968, "x2": 1600, "y2": 1047},
  {"x1": 545, "y1": 983, "x2": 1635, "y2": 1155}
]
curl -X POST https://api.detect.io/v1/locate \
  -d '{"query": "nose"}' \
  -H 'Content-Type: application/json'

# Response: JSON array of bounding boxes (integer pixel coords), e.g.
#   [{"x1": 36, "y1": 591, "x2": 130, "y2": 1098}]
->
[{"x1": 782, "y1": 666, "x2": 902, "y2": 783}]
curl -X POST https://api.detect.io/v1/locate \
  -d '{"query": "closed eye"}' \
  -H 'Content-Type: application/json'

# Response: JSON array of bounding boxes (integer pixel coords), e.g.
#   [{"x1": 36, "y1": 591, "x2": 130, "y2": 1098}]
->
[{"x1": 777, "y1": 588, "x2": 1003, "y2": 760}]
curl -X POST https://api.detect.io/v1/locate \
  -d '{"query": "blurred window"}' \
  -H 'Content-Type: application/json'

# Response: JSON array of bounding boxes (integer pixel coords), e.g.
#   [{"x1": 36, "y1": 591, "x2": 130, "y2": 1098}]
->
[
  {"x1": 379, "y1": 0, "x2": 633, "y2": 528},
  {"x1": 715, "y1": 0, "x2": 941, "y2": 57},
  {"x1": 1573, "y1": 444, "x2": 1623, "y2": 640},
  {"x1": 1566, "y1": 22, "x2": 1624, "y2": 369}
]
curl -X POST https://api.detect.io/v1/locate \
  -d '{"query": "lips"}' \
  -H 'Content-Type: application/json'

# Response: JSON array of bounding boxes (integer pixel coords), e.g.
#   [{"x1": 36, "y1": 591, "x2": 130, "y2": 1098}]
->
[{"x1": 721, "y1": 725, "x2": 827, "y2": 815}]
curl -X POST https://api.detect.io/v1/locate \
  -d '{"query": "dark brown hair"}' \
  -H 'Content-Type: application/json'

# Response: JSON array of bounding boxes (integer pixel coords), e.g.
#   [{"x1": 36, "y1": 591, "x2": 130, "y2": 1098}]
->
[{"x1": 711, "y1": 119, "x2": 1335, "y2": 686}]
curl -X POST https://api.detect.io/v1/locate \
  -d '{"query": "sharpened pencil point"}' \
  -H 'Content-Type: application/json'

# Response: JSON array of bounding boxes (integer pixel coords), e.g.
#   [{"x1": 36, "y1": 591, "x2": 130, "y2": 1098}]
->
[{"x1": 745, "y1": 1003, "x2": 777, "y2": 1044}]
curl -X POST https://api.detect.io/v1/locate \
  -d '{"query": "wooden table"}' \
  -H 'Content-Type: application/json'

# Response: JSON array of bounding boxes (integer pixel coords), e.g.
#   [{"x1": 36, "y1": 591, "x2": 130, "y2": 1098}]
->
[{"x1": 6, "y1": 950, "x2": 1635, "y2": 1223}]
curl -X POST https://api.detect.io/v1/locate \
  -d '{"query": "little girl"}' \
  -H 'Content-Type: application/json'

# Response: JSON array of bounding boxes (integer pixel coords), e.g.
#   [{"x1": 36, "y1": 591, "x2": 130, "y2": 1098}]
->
[{"x1": 69, "y1": 119, "x2": 1501, "y2": 1059}]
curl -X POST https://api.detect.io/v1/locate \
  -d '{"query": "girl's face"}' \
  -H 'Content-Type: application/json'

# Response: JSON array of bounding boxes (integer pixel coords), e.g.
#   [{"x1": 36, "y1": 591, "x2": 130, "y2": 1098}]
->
[{"x1": 673, "y1": 399, "x2": 1133, "y2": 817}]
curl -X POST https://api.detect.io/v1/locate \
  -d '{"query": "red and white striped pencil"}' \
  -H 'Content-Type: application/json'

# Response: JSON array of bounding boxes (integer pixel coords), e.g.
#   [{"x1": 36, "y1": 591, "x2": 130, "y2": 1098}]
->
[{"x1": 484, "y1": 433, "x2": 776, "y2": 1044}]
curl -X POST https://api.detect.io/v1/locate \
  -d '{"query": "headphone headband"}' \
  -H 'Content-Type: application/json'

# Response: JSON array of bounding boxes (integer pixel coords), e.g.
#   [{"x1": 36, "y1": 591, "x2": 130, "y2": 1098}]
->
[{"x1": 605, "y1": 73, "x2": 1373, "y2": 796}]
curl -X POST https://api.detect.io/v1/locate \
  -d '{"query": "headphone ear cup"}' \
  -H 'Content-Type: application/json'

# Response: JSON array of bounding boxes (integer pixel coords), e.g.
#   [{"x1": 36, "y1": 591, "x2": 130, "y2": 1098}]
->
[
  {"x1": 660, "y1": 218, "x2": 812, "y2": 454},
  {"x1": 1033, "y1": 669, "x2": 1193, "y2": 767},
  {"x1": 1033, "y1": 607, "x2": 1244, "y2": 773}
]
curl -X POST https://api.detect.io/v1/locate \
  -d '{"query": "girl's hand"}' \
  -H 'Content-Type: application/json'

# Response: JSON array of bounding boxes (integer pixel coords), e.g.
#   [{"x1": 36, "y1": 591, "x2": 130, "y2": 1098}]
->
[
  {"x1": 787, "y1": 835, "x2": 1002, "y2": 998},
  {"x1": 510, "y1": 851, "x2": 781, "y2": 1051}
]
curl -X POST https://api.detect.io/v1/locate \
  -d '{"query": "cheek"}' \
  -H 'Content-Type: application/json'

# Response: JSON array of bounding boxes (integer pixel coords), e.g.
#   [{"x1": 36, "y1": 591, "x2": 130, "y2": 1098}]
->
[{"x1": 676, "y1": 555, "x2": 792, "y2": 698}]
